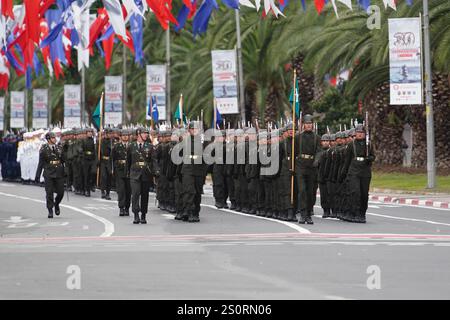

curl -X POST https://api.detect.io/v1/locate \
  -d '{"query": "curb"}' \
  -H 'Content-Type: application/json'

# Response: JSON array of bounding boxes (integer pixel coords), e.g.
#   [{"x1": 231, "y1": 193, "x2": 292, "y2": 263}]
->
[{"x1": 370, "y1": 195, "x2": 450, "y2": 209}]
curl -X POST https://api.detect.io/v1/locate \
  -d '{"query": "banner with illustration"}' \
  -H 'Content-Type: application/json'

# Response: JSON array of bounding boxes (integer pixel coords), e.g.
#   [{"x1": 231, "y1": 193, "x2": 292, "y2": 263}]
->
[
  {"x1": 146, "y1": 65, "x2": 166, "y2": 121},
  {"x1": 32, "y1": 89, "x2": 48, "y2": 129},
  {"x1": 105, "y1": 76, "x2": 123, "y2": 126},
  {"x1": 10, "y1": 91, "x2": 25, "y2": 128},
  {"x1": 211, "y1": 50, "x2": 239, "y2": 114},
  {"x1": 64, "y1": 85, "x2": 81, "y2": 128},
  {"x1": 388, "y1": 18, "x2": 423, "y2": 105}
]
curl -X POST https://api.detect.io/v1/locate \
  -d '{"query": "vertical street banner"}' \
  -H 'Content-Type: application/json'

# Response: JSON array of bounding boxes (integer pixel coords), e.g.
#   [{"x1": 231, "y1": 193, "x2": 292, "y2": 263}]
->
[
  {"x1": 0, "y1": 97, "x2": 4, "y2": 131},
  {"x1": 64, "y1": 85, "x2": 81, "y2": 128},
  {"x1": 211, "y1": 50, "x2": 239, "y2": 114},
  {"x1": 388, "y1": 18, "x2": 423, "y2": 105},
  {"x1": 104, "y1": 76, "x2": 123, "y2": 126},
  {"x1": 10, "y1": 91, "x2": 25, "y2": 128},
  {"x1": 32, "y1": 89, "x2": 48, "y2": 129},
  {"x1": 146, "y1": 65, "x2": 166, "y2": 121}
]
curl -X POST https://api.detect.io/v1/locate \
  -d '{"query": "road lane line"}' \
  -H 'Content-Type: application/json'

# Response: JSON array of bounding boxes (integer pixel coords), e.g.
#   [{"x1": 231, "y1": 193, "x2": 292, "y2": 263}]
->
[
  {"x1": 201, "y1": 204, "x2": 311, "y2": 234},
  {"x1": 0, "y1": 191, "x2": 114, "y2": 237},
  {"x1": 367, "y1": 212, "x2": 450, "y2": 227}
]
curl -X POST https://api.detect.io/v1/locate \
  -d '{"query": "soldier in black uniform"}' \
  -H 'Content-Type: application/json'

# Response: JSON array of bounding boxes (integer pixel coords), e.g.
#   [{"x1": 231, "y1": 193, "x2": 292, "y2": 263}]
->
[
  {"x1": 113, "y1": 129, "x2": 131, "y2": 216},
  {"x1": 340, "y1": 124, "x2": 375, "y2": 223},
  {"x1": 180, "y1": 121, "x2": 206, "y2": 222},
  {"x1": 35, "y1": 132, "x2": 65, "y2": 218},
  {"x1": 212, "y1": 131, "x2": 228, "y2": 209},
  {"x1": 81, "y1": 128, "x2": 96, "y2": 197},
  {"x1": 99, "y1": 128, "x2": 113, "y2": 200},
  {"x1": 295, "y1": 114, "x2": 321, "y2": 224},
  {"x1": 127, "y1": 127, "x2": 155, "y2": 224},
  {"x1": 318, "y1": 134, "x2": 331, "y2": 218},
  {"x1": 278, "y1": 124, "x2": 297, "y2": 221},
  {"x1": 225, "y1": 130, "x2": 236, "y2": 210},
  {"x1": 233, "y1": 129, "x2": 248, "y2": 213},
  {"x1": 245, "y1": 128, "x2": 259, "y2": 214}
]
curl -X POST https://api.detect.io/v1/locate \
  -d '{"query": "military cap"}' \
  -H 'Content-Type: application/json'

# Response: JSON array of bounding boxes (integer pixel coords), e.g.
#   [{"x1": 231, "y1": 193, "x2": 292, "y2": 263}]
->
[
  {"x1": 303, "y1": 114, "x2": 313, "y2": 124},
  {"x1": 188, "y1": 121, "x2": 201, "y2": 129},
  {"x1": 355, "y1": 124, "x2": 365, "y2": 133},
  {"x1": 342, "y1": 131, "x2": 349, "y2": 139},
  {"x1": 321, "y1": 134, "x2": 330, "y2": 141},
  {"x1": 135, "y1": 127, "x2": 149, "y2": 135},
  {"x1": 45, "y1": 132, "x2": 56, "y2": 140},
  {"x1": 330, "y1": 134, "x2": 336, "y2": 141},
  {"x1": 349, "y1": 128, "x2": 356, "y2": 136},
  {"x1": 335, "y1": 132, "x2": 343, "y2": 139}
]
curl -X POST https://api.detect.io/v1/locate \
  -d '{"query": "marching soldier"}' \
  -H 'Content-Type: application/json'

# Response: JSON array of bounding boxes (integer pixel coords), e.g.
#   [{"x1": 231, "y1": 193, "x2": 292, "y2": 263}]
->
[
  {"x1": 245, "y1": 128, "x2": 259, "y2": 214},
  {"x1": 81, "y1": 128, "x2": 97, "y2": 197},
  {"x1": 339, "y1": 124, "x2": 375, "y2": 223},
  {"x1": 233, "y1": 129, "x2": 248, "y2": 213},
  {"x1": 113, "y1": 129, "x2": 131, "y2": 216},
  {"x1": 180, "y1": 121, "x2": 207, "y2": 222},
  {"x1": 127, "y1": 127, "x2": 155, "y2": 224},
  {"x1": 212, "y1": 130, "x2": 228, "y2": 209},
  {"x1": 35, "y1": 132, "x2": 65, "y2": 218},
  {"x1": 278, "y1": 124, "x2": 296, "y2": 221},
  {"x1": 99, "y1": 128, "x2": 113, "y2": 200},
  {"x1": 295, "y1": 114, "x2": 321, "y2": 224}
]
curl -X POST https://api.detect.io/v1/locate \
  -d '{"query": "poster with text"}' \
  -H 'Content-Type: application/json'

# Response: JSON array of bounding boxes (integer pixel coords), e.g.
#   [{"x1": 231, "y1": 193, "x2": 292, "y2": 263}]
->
[
  {"x1": 146, "y1": 65, "x2": 166, "y2": 121},
  {"x1": 105, "y1": 76, "x2": 123, "y2": 126},
  {"x1": 32, "y1": 89, "x2": 48, "y2": 128},
  {"x1": 211, "y1": 50, "x2": 239, "y2": 114},
  {"x1": 389, "y1": 18, "x2": 423, "y2": 105},
  {"x1": 64, "y1": 85, "x2": 81, "y2": 128},
  {"x1": 10, "y1": 91, "x2": 25, "y2": 128}
]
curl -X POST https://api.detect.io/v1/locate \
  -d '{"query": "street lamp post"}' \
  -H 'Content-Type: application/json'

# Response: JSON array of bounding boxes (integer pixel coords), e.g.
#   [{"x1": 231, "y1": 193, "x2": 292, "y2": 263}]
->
[{"x1": 235, "y1": 9, "x2": 246, "y2": 124}]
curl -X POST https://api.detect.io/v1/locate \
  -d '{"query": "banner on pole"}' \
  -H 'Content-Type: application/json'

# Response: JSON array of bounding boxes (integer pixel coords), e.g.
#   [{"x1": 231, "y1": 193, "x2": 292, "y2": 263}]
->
[
  {"x1": 0, "y1": 97, "x2": 4, "y2": 131},
  {"x1": 32, "y1": 89, "x2": 48, "y2": 129},
  {"x1": 104, "y1": 76, "x2": 123, "y2": 126},
  {"x1": 388, "y1": 18, "x2": 423, "y2": 105},
  {"x1": 211, "y1": 50, "x2": 239, "y2": 114},
  {"x1": 146, "y1": 65, "x2": 166, "y2": 121},
  {"x1": 10, "y1": 91, "x2": 25, "y2": 128},
  {"x1": 64, "y1": 85, "x2": 81, "y2": 128}
]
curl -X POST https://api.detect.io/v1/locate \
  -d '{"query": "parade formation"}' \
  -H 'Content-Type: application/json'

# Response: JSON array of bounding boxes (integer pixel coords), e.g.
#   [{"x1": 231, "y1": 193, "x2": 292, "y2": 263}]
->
[{"x1": 0, "y1": 114, "x2": 375, "y2": 225}]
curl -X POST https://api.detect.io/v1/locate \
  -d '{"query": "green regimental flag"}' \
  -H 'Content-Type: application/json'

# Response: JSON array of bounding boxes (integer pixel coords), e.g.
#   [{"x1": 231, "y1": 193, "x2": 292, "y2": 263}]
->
[
  {"x1": 174, "y1": 97, "x2": 187, "y2": 124},
  {"x1": 289, "y1": 80, "x2": 300, "y2": 118},
  {"x1": 92, "y1": 95, "x2": 103, "y2": 130}
]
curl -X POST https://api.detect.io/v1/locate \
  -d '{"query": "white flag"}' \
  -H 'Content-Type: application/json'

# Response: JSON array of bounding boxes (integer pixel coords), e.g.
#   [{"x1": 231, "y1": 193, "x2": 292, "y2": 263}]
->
[
  {"x1": 77, "y1": 10, "x2": 90, "y2": 71},
  {"x1": 122, "y1": 0, "x2": 145, "y2": 23},
  {"x1": 103, "y1": 0, "x2": 128, "y2": 41},
  {"x1": 239, "y1": 0, "x2": 256, "y2": 9},
  {"x1": 383, "y1": 0, "x2": 397, "y2": 10},
  {"x1": 331, "y1": 0, "x2": 353, "y2": 18}
]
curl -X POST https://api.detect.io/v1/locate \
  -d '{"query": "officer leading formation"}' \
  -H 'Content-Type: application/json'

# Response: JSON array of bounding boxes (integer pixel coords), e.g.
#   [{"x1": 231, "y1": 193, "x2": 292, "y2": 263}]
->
[{"x1": 0, "y1": 114, "x2": 374, "y2": 224}]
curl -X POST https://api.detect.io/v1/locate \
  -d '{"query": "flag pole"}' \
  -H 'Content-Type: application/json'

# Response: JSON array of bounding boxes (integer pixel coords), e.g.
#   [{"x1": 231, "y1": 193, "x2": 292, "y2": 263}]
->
[
  {"x1": 290, "y1": 70, "x2": 297, "y2": 205},
  {"x1": 150, "y1": 97, "x2": 154, "y2": 130},
  {"x1": 96, "y1": 92, "x2": 104, "y2": 187},
  {"x1": 213, "y1": 98, "x2": 217, "y2": 129}
]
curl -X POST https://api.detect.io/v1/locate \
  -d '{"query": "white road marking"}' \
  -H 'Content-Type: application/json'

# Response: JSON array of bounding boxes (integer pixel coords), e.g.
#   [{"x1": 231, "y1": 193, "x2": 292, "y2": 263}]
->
[
  {"x1": 368, "y1": 205, "x2": 380, "y2": 209},
  {"x1": 162, "y1": 214, "x2": 174, "y2": 220},
  {"x1": 4, "y1": 216, "x2": 29, "y2": 223},
  {"x1": 201, "y1": 204, "x2": 311, "y2": 234},
  {"x1": 367, "y1": 212, "x2": 450, "y2": 228},
  {"x1": 0, "y1": 191, "x2": 115, "y2": 237}
]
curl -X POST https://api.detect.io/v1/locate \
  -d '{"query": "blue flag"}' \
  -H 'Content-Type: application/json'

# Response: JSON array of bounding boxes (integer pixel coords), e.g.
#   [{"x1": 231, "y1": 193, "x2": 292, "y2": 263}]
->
[
  {"x1": 212, "y1": 106, "x2": 222, "y2": 129},
  {"x1": 151, "y1": 96, "x2": 159, "y2": 123},
  {"x1": 130, "y1": 2, "x2": 144, "y2": 66},
  {"x1": 358, "y1": 0, "x2": 371, "y2": 10},
  {"x1": 192, "y1": 0, "x2": 218, "y2": 37},
  {"x1": 174, "y1": 4, "x2": 190, "y2": 32},
  {"x1": 289, "y1": 80, "x2": 300, "y2": 118}
]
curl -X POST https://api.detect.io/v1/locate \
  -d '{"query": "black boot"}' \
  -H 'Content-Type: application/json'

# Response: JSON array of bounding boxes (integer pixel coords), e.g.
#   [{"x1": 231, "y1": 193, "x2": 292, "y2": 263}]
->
[
  {"x1": 188, "y1": 211, "x2": 200, "y2": 223},
  {"x1": 215, "y1": 201, "x2": 224, "y2": 209},
  {"x1": 119, "y1": 208, "x2": 125, "y2": 217},
  {"x1": 286, "y1": 209, "x2": 295, "y2": 221},
  {"x1": 85, "y1": 190, "x2": 91, "y2": 197},
  {"x1": 125, "y1": 208, "x2": 130, "y2": 216},
  {"x1": 223, "y1": 202, "x2": 229, "y2": 209},
  {"x1": 101, "y1": 190, "x2": 106, "y2": 199},
  {"x1": 229, "y1": 201, "x2": 237, "y2": 210},
  {"x1": 181, "y1": 211, "x2": 189, "y2": 221},
  {"x1": 105, "y1": 192, "x2": 111, "y2": 200},
  {"x1": 133, "y1": 213, "x2": 140, "y2": 224},
  {"x1": 298, "y1": 211, "x2": 306, "y2": 224},
  {"x1": 175, "y1": 211, "x2": 183, "y2": 220},
  {"x1": 140, "y1": 213, "x2": 147, "y2": 224},
  {"x1": 48, "y1": 208, "x2": 53, "y2": 219},
  {"x1": 306, "y1": 212, "x2": 314, "y2": 225},
  {"x1": 54, "y1": 204, "x2": 60, "y2": 216},
  {"x1": 322, "y1": 209, "x2": 331, "y2": 219}
]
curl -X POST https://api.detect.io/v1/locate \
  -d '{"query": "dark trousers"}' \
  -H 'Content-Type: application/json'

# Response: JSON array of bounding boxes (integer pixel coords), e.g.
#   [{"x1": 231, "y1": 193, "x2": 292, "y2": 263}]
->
[
  {"x1": 213, "y1": 167, "x2": 226, "y2": 203},
  {"x1": 131, "y1": 178, "x2": 150, "y2": 214},
  {"x1": 225, "y1": 175, "x2": 235, "y2": 202},
  {"x1": 44, "y1": 177, "x2": 64, "y2": 210},
  {"x1": 346, "y1": 175, "x2": 371, "y2": 218},
  {"x1": 262, "y1": 179, "x2": 273, "y2": 211},
  {"x1": 65, "y1": 161, "x2": 73, "y2": 188},
  {"x1": 278, "y1": 174, "x2": 294, "y2": 211},
  {"x1": 247, "y1": 177, "x2": 259, "y2": 210},
  {"x1": 296, "y1": 170, "x2": 318, "y2": 214},
  {"x1": 100, "y1": 162, "x2": 112, "y2": 193},
  {"x1": 174, "y1": 177, "x2": 183, "y2": 212},
  {"x1": 116, "y1": 176, "x2": 131, "y2": 210},
  {"x1": 82, "y1": 161, "x2": 95, "y2": 192},
  {"x1": 73, "y1": 161, "x2": 83, "y2": 191},
  {"x1": 182, "y1": 174, "x2": 203, "y2": 214},
  {"x1": 319, "y1": 182, "x2": 330, "y2": 210},
  {"x1": 234, "y1": 175, "x2": 248, "y2": 208}
]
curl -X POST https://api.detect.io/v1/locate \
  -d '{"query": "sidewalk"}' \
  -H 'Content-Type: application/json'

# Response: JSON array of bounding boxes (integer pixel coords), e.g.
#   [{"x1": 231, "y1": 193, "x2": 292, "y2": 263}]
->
[{"x1": 370, "y1": 188, "x2": 450, "y2": 209}]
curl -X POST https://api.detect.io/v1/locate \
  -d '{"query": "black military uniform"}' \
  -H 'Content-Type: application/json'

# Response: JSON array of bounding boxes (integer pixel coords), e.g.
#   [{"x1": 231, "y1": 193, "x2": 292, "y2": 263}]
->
[
  {"x1": 340, "y1": 125, "x2": 375, "y2": 223},
  {"x1": 127, "y1": 127, "x2": 155, "y2": 224},
  {"x1": 113, "y1": 129, "x2": 131, "y2": 216},
  {"x1": 295, "y1": 114, "x2": 321, "y2": 224},
  {"x1": 99, "y1": 129, "x2": 113, "y2": 200},
  {"x1": 245, "y1": 129, "x2": 259, "y2": 215},
  {"x1": 233, "y1": 129, "x2": 248, "y2": 213},
  {"x1": 212, "y1": 131, "x2": 228, "y2": 209},
  {"x1": 318, "y1": 134, "x2": 331, "y2": 218},
  {"x1": 81, "y1": 128, "x2": 96, "y2": 197},
  {"x1": 180, "y1": 121, "x2": 206, "y2": 222},
  {"x1": 278, "y1": 124, "x2": 296, "y2": 221},
  {"x1": 35, "y1": 132, "x2": 65, "y2": 218}
]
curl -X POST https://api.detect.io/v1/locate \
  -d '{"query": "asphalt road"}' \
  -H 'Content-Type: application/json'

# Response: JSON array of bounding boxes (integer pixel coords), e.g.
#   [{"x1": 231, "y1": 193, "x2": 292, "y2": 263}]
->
[{"x1": 1, "y1": 182, "x2": 450, "y2": 300}]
